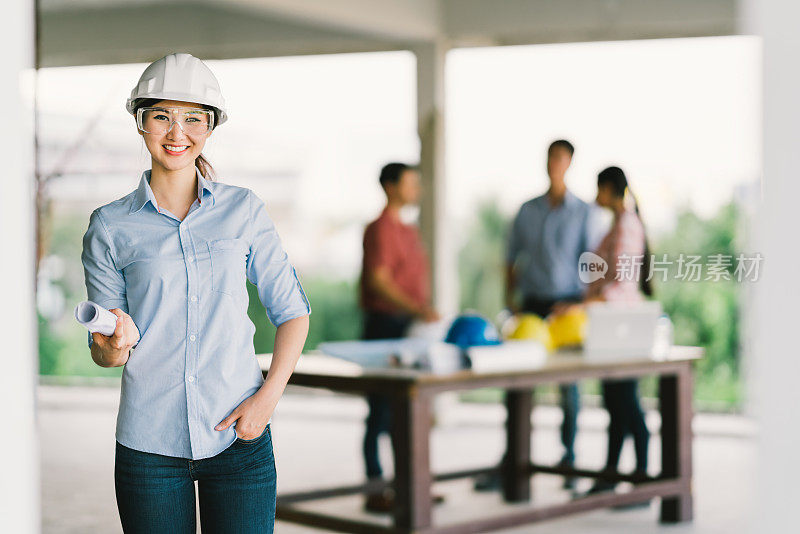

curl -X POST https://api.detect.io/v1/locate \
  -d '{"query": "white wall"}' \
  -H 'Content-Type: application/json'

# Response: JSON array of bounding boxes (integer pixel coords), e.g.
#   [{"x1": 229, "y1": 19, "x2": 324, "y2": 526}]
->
[
  {"x1": 0, "y1": 0, "x2": 39, "y2": 532},
  {"x1": 746, "y1": 0, "x2": 800, "y2": 531}
]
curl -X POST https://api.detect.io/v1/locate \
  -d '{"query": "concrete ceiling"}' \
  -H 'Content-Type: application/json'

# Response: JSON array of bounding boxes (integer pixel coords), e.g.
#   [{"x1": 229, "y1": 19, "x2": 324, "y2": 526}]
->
[{"x1": 39, "y1": 0, "x2": 740, "y2": 67}]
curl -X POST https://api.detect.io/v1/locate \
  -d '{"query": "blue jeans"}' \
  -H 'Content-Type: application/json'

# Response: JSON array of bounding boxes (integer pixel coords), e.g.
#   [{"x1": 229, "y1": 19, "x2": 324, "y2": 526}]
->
[
  {"x1": 114, "y1": 424, "x2": 276, "y2": 533},
  {"x1": 522, "y1": 295, "x2": 583, "y2": 465},
  {"x1": 364, "y1": 394, "x2": 393, "y2": 479},
  {"x1": 559, "y1": 383, "x2": 580, "y2": 464}
]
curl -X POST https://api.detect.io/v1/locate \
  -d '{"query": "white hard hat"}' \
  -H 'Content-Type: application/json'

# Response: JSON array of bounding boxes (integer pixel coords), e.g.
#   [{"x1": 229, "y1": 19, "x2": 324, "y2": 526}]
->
[{"x1": 126, "y1": 53, "x2": 228, "y2": 126}]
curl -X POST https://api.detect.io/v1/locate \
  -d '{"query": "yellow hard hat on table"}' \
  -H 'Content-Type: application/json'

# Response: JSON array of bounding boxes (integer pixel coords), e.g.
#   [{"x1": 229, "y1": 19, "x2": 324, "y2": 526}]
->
[
  {"x1": 548, "y1": 307, "x2": 588, "y2": 350},
  {"x1": 507, "y1": 313, "x2": 555, "y2": 352}
]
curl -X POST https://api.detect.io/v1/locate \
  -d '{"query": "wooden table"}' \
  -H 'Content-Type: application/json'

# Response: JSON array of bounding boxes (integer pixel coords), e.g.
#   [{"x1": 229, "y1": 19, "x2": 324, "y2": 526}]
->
[{"x1": 259, "y1": 346, "x2": 701, "y2": 533}]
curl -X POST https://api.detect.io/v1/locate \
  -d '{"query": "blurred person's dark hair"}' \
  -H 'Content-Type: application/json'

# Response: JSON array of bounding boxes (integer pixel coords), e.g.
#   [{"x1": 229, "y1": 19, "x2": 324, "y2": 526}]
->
[
  {"x1": 548, "y1": 139, "x2": 575, "y2": 157},
  {"x1": 379, "y1": 162, "x2": 415, "y2": 189},
  {"x1": 597, "y1": 166, "x2": 654, "y2": 297},
  {"x1": 132, "y1": 97, "x2": 218, "y2": 182}
]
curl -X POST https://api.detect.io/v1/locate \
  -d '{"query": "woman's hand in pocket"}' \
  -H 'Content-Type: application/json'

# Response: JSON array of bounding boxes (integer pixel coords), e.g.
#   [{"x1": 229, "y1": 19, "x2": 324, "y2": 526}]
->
[{"x1": 215, "y1": 392, "x2": 274, "y2": 440}]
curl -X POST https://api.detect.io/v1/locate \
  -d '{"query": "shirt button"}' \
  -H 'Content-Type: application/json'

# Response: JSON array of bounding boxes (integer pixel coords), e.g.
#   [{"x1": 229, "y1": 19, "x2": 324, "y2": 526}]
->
[
  {"x1": 191, "y1": 295, "x2": 197, "y2": 302},
  {"x1": 189, "y1": 334, "x2": 196, "y2": 342},
  {"x1": 187, "y1": 376, "x2": 195, "y2": 382}
]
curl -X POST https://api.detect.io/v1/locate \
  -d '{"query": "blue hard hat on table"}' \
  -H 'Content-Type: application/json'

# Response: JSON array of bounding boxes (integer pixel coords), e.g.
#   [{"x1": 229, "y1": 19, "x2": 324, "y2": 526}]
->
[{"x1": 445, "y1": 314, "x2": 502, "y2": 349}]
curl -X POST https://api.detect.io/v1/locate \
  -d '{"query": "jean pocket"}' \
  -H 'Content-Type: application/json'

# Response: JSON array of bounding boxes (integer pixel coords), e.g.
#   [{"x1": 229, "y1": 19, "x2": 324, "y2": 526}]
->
[
  {"x1": 208, "y1": 238, "x2": 247, "y2": 297},
  {"x1": 235, "y1": 424, "x2": 269, "y2": 444}
]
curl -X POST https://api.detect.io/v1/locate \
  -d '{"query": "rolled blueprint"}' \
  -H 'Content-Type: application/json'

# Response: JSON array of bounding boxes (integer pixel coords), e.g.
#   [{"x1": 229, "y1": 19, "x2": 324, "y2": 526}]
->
[{"x1": 74, "y1": 301, "x2": 118, "y2": 337}]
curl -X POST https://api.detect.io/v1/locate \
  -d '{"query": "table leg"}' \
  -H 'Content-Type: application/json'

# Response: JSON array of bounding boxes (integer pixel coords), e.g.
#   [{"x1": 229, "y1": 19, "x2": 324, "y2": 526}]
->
[
  {"x1": 659, "y1": 363, "x2": 694, "y2": 522},
  {"x1": 503, "y1": 388, "x2": 533, "y2": 502},
  {"x1": 392, "y1": 389, "x2": 433, "y2": 531}
]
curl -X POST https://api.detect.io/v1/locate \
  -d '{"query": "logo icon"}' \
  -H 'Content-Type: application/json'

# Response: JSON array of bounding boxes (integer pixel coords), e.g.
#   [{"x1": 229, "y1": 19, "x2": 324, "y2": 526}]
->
[{"x1": 578, "y1": 252, "x2": 608, "y2": 283}]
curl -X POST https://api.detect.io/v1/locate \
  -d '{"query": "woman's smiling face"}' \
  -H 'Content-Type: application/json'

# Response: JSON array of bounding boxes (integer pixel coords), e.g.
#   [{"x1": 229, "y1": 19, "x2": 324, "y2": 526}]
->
[{"x1": 138, "y1": 99, "x2": 213, "y2": 171}]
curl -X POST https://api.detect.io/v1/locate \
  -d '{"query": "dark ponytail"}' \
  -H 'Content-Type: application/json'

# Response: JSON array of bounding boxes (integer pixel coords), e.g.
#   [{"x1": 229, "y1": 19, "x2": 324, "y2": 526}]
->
[
  {"x1": 195, "y1": 153, "x2": 217, "y2": 182},
  {"x1": 628, "y1": 188, "x2": 653, "y2": 297},
  {"x1": 132, "y1": 97, "x2": 218, "y2": 182},
  {"x1": 597, "y1": 166, "x2": 653, "y2": 297}
]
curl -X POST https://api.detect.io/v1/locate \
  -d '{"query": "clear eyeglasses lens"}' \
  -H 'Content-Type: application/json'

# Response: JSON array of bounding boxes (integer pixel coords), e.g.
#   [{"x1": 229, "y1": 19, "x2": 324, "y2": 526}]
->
[{"x1": 138, "y1": 108, "x2": 213, "y2": 135}]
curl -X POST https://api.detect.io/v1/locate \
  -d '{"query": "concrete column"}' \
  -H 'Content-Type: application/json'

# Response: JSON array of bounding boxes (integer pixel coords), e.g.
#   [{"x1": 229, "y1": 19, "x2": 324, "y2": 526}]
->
[
  {"x1": 0, "y1": 0, "x2": 40, "y2": 532},
  {"x1": 745, "y1": 0, "x2": 800, "y2": 531},
  {"x1": 414, "y1": 40, "x2": 458, "y2": 316}
]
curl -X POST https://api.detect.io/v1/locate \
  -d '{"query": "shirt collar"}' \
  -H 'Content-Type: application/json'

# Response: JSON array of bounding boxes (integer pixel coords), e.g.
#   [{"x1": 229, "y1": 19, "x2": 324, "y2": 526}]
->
[
  {"x1": 540, "y1": 189, "x2": 578, "y2": 209},
  {"x1": 129, "y1": 165, "x2": 215, "y2": 214},
  {"x1": 379, "y1": 205, "x2": 409, "y2": 227}
]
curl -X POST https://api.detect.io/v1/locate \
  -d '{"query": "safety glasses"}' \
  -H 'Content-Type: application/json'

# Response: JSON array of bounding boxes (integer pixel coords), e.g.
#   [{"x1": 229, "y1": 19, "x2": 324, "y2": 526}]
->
[{"x1": 136, "y1": 106, "x2": 215, "y2": 136}]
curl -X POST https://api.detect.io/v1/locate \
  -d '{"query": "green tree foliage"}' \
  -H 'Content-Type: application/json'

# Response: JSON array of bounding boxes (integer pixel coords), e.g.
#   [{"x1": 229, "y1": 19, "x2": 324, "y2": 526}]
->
[
  {"x1": 38, "y1": 312, "x2": 63, "y2": 376},
  {"x1": 458, "y1": 200, "x2": 509, "y2": 320},
  {"x1": 247, "y1": 277, "x2": 361, "y2": 354},
  {"x1": 651, "y1": 203, "x2": 744, "y2": 407}
]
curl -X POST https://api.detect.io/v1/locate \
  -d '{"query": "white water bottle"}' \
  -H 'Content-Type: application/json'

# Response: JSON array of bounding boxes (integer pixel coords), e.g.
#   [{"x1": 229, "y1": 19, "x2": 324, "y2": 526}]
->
[{"x1": 652, "y1": 314, "x2": 674, "y2": 360}]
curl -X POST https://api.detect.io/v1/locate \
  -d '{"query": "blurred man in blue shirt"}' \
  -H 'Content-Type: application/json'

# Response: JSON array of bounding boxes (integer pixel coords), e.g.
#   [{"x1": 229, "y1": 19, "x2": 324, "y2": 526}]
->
[{"x1": 478, "y1": 140, "x2": 598, "y2": 492}]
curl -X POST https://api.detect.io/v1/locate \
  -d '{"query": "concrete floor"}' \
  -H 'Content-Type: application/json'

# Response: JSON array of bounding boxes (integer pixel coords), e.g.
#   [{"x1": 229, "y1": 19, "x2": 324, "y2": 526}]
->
[{"x1": 39, "y1": 384, "x2": 756, "y2": 533}]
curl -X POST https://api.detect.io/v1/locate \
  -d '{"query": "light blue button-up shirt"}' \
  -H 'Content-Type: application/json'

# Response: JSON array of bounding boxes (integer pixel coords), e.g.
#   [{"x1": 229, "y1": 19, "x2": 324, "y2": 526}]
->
[
  {"x1": 507, "y1": 191, "x2": 600, "y2": 301},
  {"x1": 81, "y1": 166, "x2": 311, "y2": 459}
]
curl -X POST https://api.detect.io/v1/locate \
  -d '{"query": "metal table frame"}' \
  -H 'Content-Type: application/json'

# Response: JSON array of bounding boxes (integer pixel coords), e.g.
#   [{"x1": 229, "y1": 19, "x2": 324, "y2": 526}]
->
[{"x1": 265, "y1": 349, "x2": 697, "y2": 533}]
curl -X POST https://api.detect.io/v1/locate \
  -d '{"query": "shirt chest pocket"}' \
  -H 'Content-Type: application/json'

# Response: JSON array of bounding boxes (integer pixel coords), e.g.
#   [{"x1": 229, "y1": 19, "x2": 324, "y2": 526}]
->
[{"x1": 207, "y1": 238, "x2": 248, "y2": 297}]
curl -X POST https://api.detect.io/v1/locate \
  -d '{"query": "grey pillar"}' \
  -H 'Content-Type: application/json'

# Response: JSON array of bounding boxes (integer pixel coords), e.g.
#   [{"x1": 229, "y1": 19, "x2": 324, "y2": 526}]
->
[{"x1": 414, "y1": 40, "x2": 458, "y2": 316}]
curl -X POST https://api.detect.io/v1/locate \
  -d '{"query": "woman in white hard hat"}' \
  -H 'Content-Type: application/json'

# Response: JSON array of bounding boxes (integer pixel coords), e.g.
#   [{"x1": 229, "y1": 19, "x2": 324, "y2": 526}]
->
[{"x1": 81, "y1": 53, "x2": 310, "y2": 533}]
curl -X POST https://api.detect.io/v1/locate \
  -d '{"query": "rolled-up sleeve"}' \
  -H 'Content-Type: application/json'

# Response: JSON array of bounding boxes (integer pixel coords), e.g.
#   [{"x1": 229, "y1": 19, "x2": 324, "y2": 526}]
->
[
  {"x1": 81, "y1": 209, "x2": 128, "y2": 347},
  {"x1": 246, "y1": 190, "x2": 311, "y2": 327}
]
